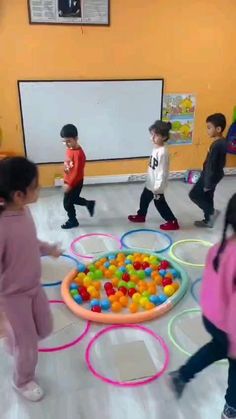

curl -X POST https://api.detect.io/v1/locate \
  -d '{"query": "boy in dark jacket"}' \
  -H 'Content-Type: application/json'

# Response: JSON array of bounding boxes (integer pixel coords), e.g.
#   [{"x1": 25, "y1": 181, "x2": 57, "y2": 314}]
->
[{"x1": 189, "y1": 113, "x2": 227, "y2": 228}]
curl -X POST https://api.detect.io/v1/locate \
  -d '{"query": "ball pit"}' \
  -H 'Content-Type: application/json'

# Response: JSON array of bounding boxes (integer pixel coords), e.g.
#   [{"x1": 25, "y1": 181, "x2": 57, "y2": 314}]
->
[{"x1": 61, "y1": 250, "x2": 189, "y2": 324}]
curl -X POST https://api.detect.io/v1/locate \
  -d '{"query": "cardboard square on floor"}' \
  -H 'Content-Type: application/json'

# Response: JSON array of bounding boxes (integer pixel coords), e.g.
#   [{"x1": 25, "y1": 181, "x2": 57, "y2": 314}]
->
[
  {"x1": 129, "y1": 233, "x2": 157, "y2": 250},
  {"x1": 112, "y1": 340, "x2": 157, "y2": 382},
  {"x1": 51, "y1": 305, "x2": 77, "y2": 334},
  {"x1": 80, "y1": 237, "x2": 108, "y2": 254}
]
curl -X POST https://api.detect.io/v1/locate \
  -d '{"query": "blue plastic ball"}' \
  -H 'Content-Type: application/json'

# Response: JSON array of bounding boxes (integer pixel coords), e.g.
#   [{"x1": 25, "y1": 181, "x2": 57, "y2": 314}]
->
[
  {"x1": 70, "y1": 283, "x2": 78, "y2": 290},
  {"x1": 78, "y1": 263, "x2": 86, "y2": 272},
  {"x1": 104, "y1": 261, "x2": 110, "y2": 268},
  {"x1": 100, "y1": 299, "x2": 111, "y2": 311},
  {"x1": 74, "y1": 294, "x2": 83, "y2": 304},
  {"x1": 145, "y1": 268, "x2": 152, "y2": 277},
  {"x1": 125, "y1": 259, "x2": 132, "y2": 265},
  {"x1": 149, "y1": 295, "x2": 160, "y2": 305},
  {"x1": 90, "y1": 299, "x2": 101, "y2": 308},
  {"x1": 158, "y1": 294, "x2": 167, "y2": 304},
  {"x1": 108, "y1": 254, "x2": 116, "y2": 260},
  {"x1": 170, "y1": 268, "x2": 180, "y2": 278},
  {"x1": 119, "y1": 266, "x2": 126, "y2": 273},
  {"x1": 159, "y1": 269, "x2": 166, "y2": 277}
]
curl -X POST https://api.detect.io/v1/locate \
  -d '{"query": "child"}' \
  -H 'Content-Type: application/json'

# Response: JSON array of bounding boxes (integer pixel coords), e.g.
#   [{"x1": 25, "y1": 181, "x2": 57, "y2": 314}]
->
[
  {"x1": 128, "y1": 120, "x2": 179, "y2": 231},
  {"x1": 0, "y1": 157, "x2": 62, "y2": 402},
  {"x1": 189, "y1": 113, "x2": 227, "y2": 228},
  {"x1": 61, "y1": 124, "x2": 95, "y2": 229},
  {"x1": 169, "y1": 193, "x2": 236, "y2": 419}
]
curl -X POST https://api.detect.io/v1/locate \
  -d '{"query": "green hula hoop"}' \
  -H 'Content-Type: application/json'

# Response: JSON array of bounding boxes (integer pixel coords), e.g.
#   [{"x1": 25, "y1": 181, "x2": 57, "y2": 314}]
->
[
  {"x1": 169, "y1": 239, "x2": 212, "y2": 268},
  {"x1": 168, "y1": 308, "x2": 227, "y2": 364}
]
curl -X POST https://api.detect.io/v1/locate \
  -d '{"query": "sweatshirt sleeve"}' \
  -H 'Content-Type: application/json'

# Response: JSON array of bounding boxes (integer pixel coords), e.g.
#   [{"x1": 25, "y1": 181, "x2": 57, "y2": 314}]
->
[
  {"x1": 203, "y1": 145, "x2": 220, "y2": 189},
  {"x1": 153, "y1": 151, "x2": 169, "y2": 193}
]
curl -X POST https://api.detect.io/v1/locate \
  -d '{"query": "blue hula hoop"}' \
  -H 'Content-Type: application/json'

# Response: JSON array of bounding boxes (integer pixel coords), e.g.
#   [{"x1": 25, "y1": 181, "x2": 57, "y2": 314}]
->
[
  {"x1": 190, "y1": 278, "x2": 202, "y2": 304},
  {"x1": 41, "y1": 254, "x2": 79, "y2": 288},
  {"x1": 120, "y1": 228, "x2": 173, "y2": 254}
]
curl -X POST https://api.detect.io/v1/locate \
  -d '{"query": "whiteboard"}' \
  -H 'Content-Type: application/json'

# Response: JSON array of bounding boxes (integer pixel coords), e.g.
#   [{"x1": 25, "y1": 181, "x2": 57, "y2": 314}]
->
[{"x1": 18, "y1": 80, "x2": 164, "y2": 163}]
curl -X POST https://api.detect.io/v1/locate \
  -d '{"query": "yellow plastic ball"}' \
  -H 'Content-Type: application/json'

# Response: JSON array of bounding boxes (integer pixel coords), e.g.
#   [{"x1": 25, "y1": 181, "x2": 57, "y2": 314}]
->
[
  {"x1": 83, "y1": 277, "x2": 92, "y2": 287},
  {"x1": 164, "y1": 285, "x2": 175, "y2": 297},
  {"x1": 139, "y1": 297, "x2": 149, "y2": 308},
  {"x1": 132, "y1": 292, "x2": 141, "y2": 304}
]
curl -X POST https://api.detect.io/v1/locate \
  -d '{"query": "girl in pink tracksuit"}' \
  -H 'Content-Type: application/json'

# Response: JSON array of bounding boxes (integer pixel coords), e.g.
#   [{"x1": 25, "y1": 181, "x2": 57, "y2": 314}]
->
[
  {"x1": 169, "y1": 193, "x2": 236, "y2": 419},
  {"x1": 0, "y1": 157, "x2": 61, "y2": 402}
]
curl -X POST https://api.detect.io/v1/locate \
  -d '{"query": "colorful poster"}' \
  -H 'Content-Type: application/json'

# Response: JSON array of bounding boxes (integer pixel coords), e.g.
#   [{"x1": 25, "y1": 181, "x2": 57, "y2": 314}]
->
[{"x1": 162, "y1": 94, "x2": 196, "y2": 145}]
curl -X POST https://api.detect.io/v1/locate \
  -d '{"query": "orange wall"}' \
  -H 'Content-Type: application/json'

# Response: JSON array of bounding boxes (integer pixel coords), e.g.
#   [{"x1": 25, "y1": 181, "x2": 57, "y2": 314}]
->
[{"x1": 0, "y1": 0, "x2": 236, "y2": 186}]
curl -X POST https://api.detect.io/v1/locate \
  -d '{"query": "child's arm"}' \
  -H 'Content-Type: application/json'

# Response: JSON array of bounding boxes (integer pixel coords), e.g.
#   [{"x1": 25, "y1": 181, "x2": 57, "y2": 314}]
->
[
  {"x1": 203, "y1": 145, "x2": 221, "y2": 190},
  {"x1": 67, "y1": 150, "x2": 85, "y2": 189},
  {"x1": 224, "y1": 256, "x2": 236, "y2": 358},
  {"x1": 38, "y1": 241, "x2": 63, "y2": 258},
  {"x1": 153, "y1": 152, "x2": 169, "y2": 194}
]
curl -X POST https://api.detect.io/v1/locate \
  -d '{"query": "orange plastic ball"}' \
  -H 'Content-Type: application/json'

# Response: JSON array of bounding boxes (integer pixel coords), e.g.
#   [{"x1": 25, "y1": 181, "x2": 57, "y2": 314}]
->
[
  {"x1": 172, "y1": 282, "x2": 180, "y2": 291},
  {"x1": 129, "y1": 303, "x2": 139, "y2": 313},
  {"x1": 148, "y1": 284, "x2": 157, "y2": 295},
  {"x1": 93, "y1": 282, "x2": 101, "y2": 290},
  {"x1": 145, "y1": 302, "x2": 155, "y2": 311},
  {"x1": 111, "y1": 302, "x2": 122, "y2": 313},
  {"x1": 119, "y1": 296, "x2": 129, "y2": 307},
  {"x1": 104, "y1": 270, "x2": 112, "y2": 279},
  {"x1": 116, "y1": 291, "x2": 124, "y2": 299},
  {"x1": 111, "y1": 277, "x2": 119, "y2": 287}
]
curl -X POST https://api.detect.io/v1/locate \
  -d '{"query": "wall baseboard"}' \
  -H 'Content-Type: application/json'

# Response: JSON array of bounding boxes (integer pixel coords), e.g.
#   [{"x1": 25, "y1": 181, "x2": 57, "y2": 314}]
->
[{"x1": 54, "y1": 167, "x2": 236, "y2": 186}]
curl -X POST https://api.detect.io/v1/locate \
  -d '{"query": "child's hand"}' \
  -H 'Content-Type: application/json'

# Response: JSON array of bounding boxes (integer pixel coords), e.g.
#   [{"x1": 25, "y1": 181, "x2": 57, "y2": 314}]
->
[
  {"x1": 63, "y1": 184, "x2": 71, "y2": 193},
  {"x1": 50, "y1": 244, "x2": 63, "y2": 258}
]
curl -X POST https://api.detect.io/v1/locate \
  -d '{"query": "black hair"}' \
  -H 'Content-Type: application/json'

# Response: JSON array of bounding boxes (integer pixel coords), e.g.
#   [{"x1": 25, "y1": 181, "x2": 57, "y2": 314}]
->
[
  {"x1": 149, "y1": 120, "x2": 172, "y2": 141},
  {"x1": 206, "y1": 113, "x2": 226, "y2": 132},
  {"x1": 0, "y1": 157, "x2": 38, "y2": 214},
  {"x1": 60, "y1": 124, "x2": 78, "y2": 139},
  {"x1": 213, "y1": 193, "x2": 236, "y2": 271}
]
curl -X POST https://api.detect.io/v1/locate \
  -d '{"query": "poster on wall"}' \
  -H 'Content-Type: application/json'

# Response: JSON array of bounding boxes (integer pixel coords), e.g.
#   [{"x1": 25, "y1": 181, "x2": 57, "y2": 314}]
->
[
  {"x1": 162, "y1": 94, "x2": 196, "y2": 145},
  {"x1": 28, "y1": 0, "x2": 110, "y2": 26}
]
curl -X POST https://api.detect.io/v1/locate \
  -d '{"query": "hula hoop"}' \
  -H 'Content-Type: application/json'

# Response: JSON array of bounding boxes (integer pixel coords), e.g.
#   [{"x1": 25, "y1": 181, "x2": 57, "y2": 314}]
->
[
  {"x1": 38, "y1": 300, "x2": 90, "y2": 353},
  {"x1": 70, "y1": 233, "x2": 122, "y2": 260},
  {"x1": 61, "y1": 249, "x2": 189, "y2": 324},
  {"x1": 121, "y1": 229, "x2": 173, "y2": 253},
  {"x1": 169, "y1": 239, "x2": 212, "y2": 267},
  {"x1": 85, "y1": 324, "x2": 169, "y2": 387},
  {"x1": 168, "y1": 308, "x2": 227, "y2": 365},
  {"x1": 41, "y1": 254, "x2": 79, "y2": 288},
  {"x1": 191, "y1": 278, "x2": 202, "y2": 304}
]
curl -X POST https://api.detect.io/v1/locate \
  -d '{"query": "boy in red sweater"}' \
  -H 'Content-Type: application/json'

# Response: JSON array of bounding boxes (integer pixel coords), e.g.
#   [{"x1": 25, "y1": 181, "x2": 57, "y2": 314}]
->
[{"x1": 61, "y1": 124, "x2": 95, "y2": 229}]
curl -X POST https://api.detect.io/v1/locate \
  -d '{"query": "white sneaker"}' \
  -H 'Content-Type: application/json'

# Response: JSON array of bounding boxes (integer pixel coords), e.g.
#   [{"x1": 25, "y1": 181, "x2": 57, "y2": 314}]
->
[{"x1": 13, "y1": 380, "x2": 44, "y2": 402}]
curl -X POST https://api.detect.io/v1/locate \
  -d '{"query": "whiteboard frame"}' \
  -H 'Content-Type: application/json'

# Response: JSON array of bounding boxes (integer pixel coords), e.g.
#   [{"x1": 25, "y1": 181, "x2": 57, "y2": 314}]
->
[{"x1": 17, "y1": 79, "x2": 164, "y2": 165}]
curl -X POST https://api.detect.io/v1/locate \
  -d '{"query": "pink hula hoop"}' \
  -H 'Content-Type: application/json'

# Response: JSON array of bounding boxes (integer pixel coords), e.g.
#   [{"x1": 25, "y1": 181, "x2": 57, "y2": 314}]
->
[
  {"x1": 38, "y1": 300, "x2": 90, "y2": 353},
  {"x1": 70, "y1": 233, "x2": 122, "y2": 260},
  {"x1": 85, "y1": 324, "x2": 169, "y2": 387}
]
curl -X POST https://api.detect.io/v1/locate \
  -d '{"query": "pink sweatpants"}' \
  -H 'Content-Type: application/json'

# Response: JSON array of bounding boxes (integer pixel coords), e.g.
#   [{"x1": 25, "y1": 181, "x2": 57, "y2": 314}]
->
[{"x1": 2, "y1": 288, "x2": 52, "y2": 387}]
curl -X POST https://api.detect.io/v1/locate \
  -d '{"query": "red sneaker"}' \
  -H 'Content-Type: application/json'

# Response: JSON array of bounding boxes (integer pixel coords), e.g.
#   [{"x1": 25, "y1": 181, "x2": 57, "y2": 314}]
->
[
  {"x1": 128, "y1": 215, "x2": 146, "y2": 223},
  {"x1": 160, "y1": 220, "x2": 180, "y2": 231}
]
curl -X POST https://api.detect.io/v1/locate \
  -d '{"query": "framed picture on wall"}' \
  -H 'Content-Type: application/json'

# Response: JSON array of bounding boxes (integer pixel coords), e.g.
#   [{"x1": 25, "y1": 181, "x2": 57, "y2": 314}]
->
[{"x1": 28, "y1": 0, "x2": 110, "y2": 26}]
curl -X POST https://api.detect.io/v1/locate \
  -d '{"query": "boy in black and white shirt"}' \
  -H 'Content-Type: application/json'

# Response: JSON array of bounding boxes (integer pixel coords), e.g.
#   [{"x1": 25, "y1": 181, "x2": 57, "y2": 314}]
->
[{"x1": 128, "y1": 121, "x2": 179, "y2": 231}]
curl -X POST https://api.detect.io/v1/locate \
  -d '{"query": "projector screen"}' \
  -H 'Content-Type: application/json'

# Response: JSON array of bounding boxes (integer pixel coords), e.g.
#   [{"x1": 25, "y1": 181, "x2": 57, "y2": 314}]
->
[{"x1": 18, "y1": 79, "x2": 164, "y2": 164}]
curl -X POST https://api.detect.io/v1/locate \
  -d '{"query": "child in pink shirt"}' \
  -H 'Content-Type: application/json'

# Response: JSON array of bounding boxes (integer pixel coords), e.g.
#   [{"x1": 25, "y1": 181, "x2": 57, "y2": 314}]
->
[
  {"x1": 169, "y1": 193, "x2": 236, "y2": 419},
  {"x1": 0, "y1": 157, "x2": 61, "y2": 402}
]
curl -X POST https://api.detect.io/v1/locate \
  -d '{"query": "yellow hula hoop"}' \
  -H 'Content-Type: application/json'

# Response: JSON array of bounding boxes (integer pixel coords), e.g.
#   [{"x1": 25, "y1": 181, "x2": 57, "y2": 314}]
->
[{"x1": 169, "y1": 239, "x2": 212, "y2": 268}]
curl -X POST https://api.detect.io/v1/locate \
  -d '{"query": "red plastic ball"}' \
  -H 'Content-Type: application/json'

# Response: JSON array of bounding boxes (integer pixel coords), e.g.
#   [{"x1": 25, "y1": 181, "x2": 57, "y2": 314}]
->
[
  {"x1": 142, "y1": 262, "x2": 150, "y2": 269},
  {"x1": 104, "y1": 282, "x2": 113, "y2": 290},
  {"x1": 84, "y1": 268, "x2": 89, "y2": 275},
  {"x1": 160, "y1": 260, "x2": 170, "y2": 270},
  {"x1": 106, "y1": 288, "x2": 116, "y2": 296},
  {"x1": 79, "y1": 286, "x2": 87, "y2": 295},
  {"x1": 128, "y1": 288, "x2": 136, "y2": 298},
  {"x1": 118, "y1": 286, "x2": 128, "y2": 295},
  {"x1": 91, "y1": 305, "x2": 102, "y2": 313},
  {"x1": 133, "y1": 261, "x2": 141, "y2": 270},
  {"x1": 162, "y1": 278, "x2": 173, "y2": 287},
  {"x1": 122, "y1": 273, "x2": 130, "y2": 282},
  {"x1": 81, "y1": 291, "x2": 90, "y2": 301}
]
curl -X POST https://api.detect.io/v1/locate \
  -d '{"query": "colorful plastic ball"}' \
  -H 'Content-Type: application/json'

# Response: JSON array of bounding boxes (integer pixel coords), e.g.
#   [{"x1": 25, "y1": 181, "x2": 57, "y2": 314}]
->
[
  {"x1": 162, "y1": 278, "x2": 173, "y2": 287},
  {"x1": 164, "y1": 285, "x2": 175, "y2": 297},
  {"x1": 133, "y1": 261, "x2": 141, "y2": 270},
  {"x1": 127, "y1": 281, "x2": 136, "y2": 289},
  {"x1": 126, "y1": 265, "x2": 134, "y2": 272},
  {"x1": 78, "y1": 263, "x2": 86, "y2": 272},
  {"x1": 111, "y1": 302, "x2": 122, "y2": 313},
  {"x1": 106, "y1": 288, "x2": 116, "y2": 297},
  {"x1": 91, "y1": 305, "x2": 102, "y2": 313},
  {"x1": 158, "y1": 294, "x2": 167, "y2": 303},
  {"x1": 119, "y1": 296, "x2": 129, "y2": 307},
  {"x1": 126, "y1": 255, "x2": 134, "y2": 261},
  {"x1": 142, "y1": 262, "x2": 150, "y2": 270},
  {"x1": 118, "y1": 286, "x2": 128, "y2": 295},
  {"x1": 122, "y1": 273, "x2": 130, "y2": 282},
  {"x1": 87, "y1": 286, "x2": 96, "y2": 295},
  {"x1": 129, "y1": 303, "x2": 139, "y2": 313},
  {"x1": 115, "y1": 270, "x2": 123, "y2": 279},
  {"x1": 87, "y1": 272, "x2": 96, "y2": 280},
  {"x1": 104, "y1": 282, "x2": 113, "y2": 290},
  {"x1": 70, "y1": 289, "x2": 78, "y2": 297},
  {"x1": 88, "y1": 264, "x2": 96, "y2": 272},
  {"x1": 81, "y1": 291, "x2": 90, "y2": 302},
  {"x1": 172, "y1": 282, "x2": 180, "y2": 291},
  {"x1": 170, "y1": 269, "x2": 180, "y2": 278},
  {"x1": 108, "y1": 254, "x2": 116, "y2": 260},
  {"x1": 159, "y1": 269, "x2": 166, "y2": 277},
  {"x1": 93, "y1": 281, "x2": 101, "y2": 290},
  {"x1": 119, "y1": 266, "x2": 127, "y2": 273},
  {"x1": 139, "y1": 297, "x2": 149, "y2": 308},
  {"x1": 132, "y1": 292, "x2": 141, "y2": 304},
  {"x1": 94, "y1": 270, "x2": 103, "y2": 280},
  {"x1": 142, "y1": 290, "x2": 151, "y2": 298},
  {"x1": 90, "y1": 290, "x2": 100, "y2": 299},
  {"x1": 160, "y1": 260, "x2": 170, "y2": 270},
  {"x1": 83, "y1": 277, "x2": 92, "y2": 287},
  {"x1": 108, "y1": 265, "x2": 116, "y2": 273},
  {"x1": 125, "y1": 259, "x2": 132, "y2": 265},
  {"x1": 70, "y1": 283, "x2": 78, "y2": 290},
  {"x1": 79, "y1": 286, "x2": 87, "y2": 294},
  {"x1": 90, "y1": 299, "x2": 101, "y2": 308},
  {"x1": 149, "y1": 295, "x2": 160, "y2": 305},
  {"x1": 109, "y1": 295, "x2": 117, "y2": 303},
  {"x1": 128, "y1": 288, "x2": 136, "y2": 298},
  {"x1": 104, "y1": 261, "x2": 110, "y2": 268},
  {"x1": 118, "y1": 280, "x2": 129, "y2": 289},
  {"x1": 145, "y1": 302, "x2": 155, "y2": 311},
  {"x1": 104, "y1": 270, "x2": 113, "y2": 279},
  {"x1": 137, "y1": 270, "x2": 145, "y2": 280},
  {"x1": 148, "y1": 284, "x2": 157, "y2": 295},
  {"x1": 77, "y1": 272, "x2": 86, "y2": 280},
  {"x1": 112, "y1": 277, "x2": 119, "y2": 287},
  {"x1": 100, "y1": 299, "x2": 111, "y2": 311},
  {"x1": 145, "y1": 268, "x2": 152, "y2": 277},
  {"x1": 116, "y1": 291, "x2": 124, "y2": 299},
  {"x1": 74, "y1": 294, "x2": 83, "y2": 304}
]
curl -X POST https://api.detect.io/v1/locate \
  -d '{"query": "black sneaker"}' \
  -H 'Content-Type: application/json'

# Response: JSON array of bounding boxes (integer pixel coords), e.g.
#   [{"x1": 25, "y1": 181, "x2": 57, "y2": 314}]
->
[
  {"x1": 168, "y1": 371, "x2": 186, "y2": 399},
  {"x1": 222, "y1": 404, "x2": 236, "y2": 418},
  {"x1": 61, "y1": 219, "x2": 79, "y2": 229},
  {"x1": 87, "y1": 201, "x2": 96, "y2": 217}
]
